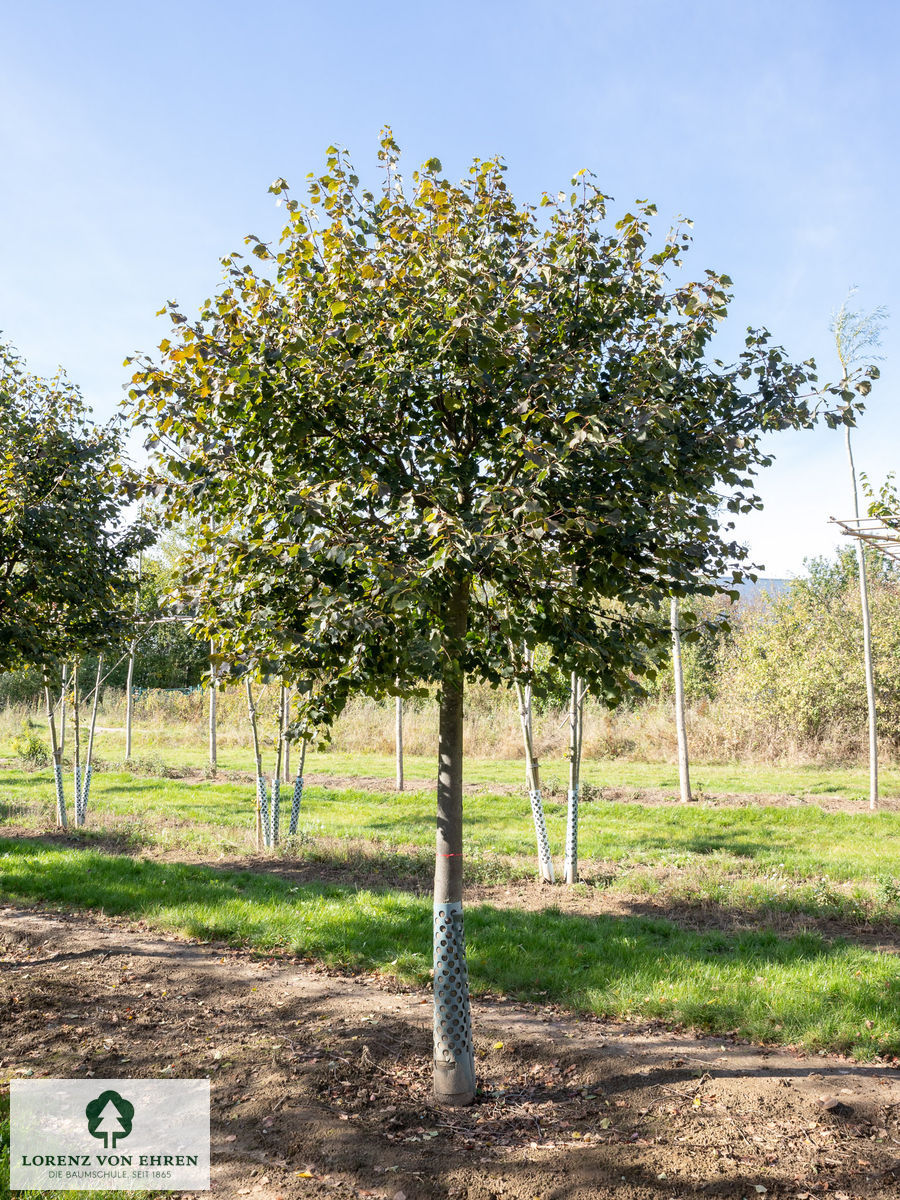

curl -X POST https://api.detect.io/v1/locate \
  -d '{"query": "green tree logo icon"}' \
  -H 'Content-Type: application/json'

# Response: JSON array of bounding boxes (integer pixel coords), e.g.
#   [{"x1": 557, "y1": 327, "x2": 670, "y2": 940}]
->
[{"x1": 85, "y1": 1090, "x2": 134, "y2": 1149}]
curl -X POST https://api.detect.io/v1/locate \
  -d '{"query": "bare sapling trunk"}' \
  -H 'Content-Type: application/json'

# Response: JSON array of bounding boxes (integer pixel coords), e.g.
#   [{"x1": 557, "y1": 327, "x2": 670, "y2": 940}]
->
[
  {"x1": 563, "y1": 672, "x2": 583, "y2": 885},
  {"x1": 512, "y1": 645, "x2": 554, "y2": 882},
  {"x1": 208, "y1": 641, "x2": 217, "y2": 777},
  {"x1": 670, "y1": 598, "x2": 693, "y2": 803},
  {"x1": 78, "y1": 656, "x2": 103, "y2": 825},
  {"x1": 44, "y1": 676, "x2": 66, "y2": 828},
  {"x1": 395, "y1": 693, "x2": 404, "y2": 791},
  {"x1": 282, "y1": 686, "x2": 291, "y2": 783},
  {"x1": 126, "y1": 550, "x2": 141, "y2": 761},
  {"x1": 289, "y1": 736, "x2": 306, "y2": 836},
  {"x1": 433, "y1": 573, "x2": 476, "y2": 1106},
  {"x1": 72, "y1": 664, "x2": 82, "y2": 825},
  {"x1": 58, "y1": 664, "x2": 68, "y2": 758},
  {"x1": 246, "y1": 679, "x2": 268, "y2": 849},
  {"x1": 271, "y1": 683, "x2": 286, "y2": 846},
  {"x1": 846, "y1": 427, "x2": 878, "y2": 810},
  {"x1": 124, "y1": 639, "x2": 136, "y2": 760}
]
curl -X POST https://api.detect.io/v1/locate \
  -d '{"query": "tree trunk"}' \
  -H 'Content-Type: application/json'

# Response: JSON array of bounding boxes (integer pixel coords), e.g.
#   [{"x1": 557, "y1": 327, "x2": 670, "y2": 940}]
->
[
  {"x1": 282, "y1": 687, "x2": 291, "y2": 783},
  {"x1": 670, "y1": 597, "x2": 693, "y2": 803},
  {"x1": 209, "y1": 641, "x2": 217, "y2": 777},
  {"x1": 846, "y1": 427, "x2": 878, "y2": 810},
  {"x1": 432, "y1": 573, "x2": 476, "y2": 1106},
  {"x1": 124, "y1": 641, "x2": 136, "y2": 760},
  {"x1": 513, "y1": 646, "x2": 554, "y2": 882},
  {"x1": 289, "y1": 738, "x2": 306, "y2": 836},
  {"x1": 271, "y1": 683, "x2": 286, "y2": 846},
  {"x1": 79, "y1": 656, "x2": 103, "y2": 825},
  {"x1": 72, "y1": 664, "x2": 82, "y2": 825},
  {"x1": 246, "y1": 679, "x2": 267, "y2": 849},
  {"x1": 58, "y1": 664, "x2": 68, "y2": 759},
  {"x1": 44, "y1": 678, "x2": 66, "y2": 828},
  {"x1": 563, "y1": 672, "x2": 582, "y2": 885},
  {"x1": 395, "y1": 694, "x2": 404, "y2": 792}
]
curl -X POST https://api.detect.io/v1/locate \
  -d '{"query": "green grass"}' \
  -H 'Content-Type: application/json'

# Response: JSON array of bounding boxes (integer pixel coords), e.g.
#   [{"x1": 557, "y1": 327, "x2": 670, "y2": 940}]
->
[
  {"x1": 1, "y1": 836, "x2": 899, "y2": 1058},
  {"x1": 7, "y1": 712, "x2": 900, "y2": 799},
  {"x1": 4, "y1": 766, "x2": 900, "y2": 884}
]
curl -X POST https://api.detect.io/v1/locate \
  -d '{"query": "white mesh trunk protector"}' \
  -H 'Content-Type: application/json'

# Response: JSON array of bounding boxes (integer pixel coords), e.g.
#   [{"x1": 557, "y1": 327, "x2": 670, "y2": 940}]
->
[
  {"x1": 432, "y1": 901, "x2": 474, "y2": 1064},
  {"x1": 564, "y1": 786, "x2": 579, "y2": 881},
  {"x1": 528, "y1": 789, "x2": 555, "y2": 881},
  {"x1": 270, "y1": 777, "x2": 281, "y2": 843},
  {"x1": 289, "y1": 774, "x2": 303, "y2": 835},
  {"x1": 256, "y1": 777, "x2": 270, "y2": 847},
  {"x1": 52, "y1": 762, "x2": 66, "y2": 828},
  {"x1": 78, "y1": 764, "x2": 92, "y2": 825}
]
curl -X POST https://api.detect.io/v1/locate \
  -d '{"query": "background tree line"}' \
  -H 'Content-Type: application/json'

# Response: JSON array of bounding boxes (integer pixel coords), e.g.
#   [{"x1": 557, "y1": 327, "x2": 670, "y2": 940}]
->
[{"x1": 5, "y1": 543, "x2": 900, "y2": 766}]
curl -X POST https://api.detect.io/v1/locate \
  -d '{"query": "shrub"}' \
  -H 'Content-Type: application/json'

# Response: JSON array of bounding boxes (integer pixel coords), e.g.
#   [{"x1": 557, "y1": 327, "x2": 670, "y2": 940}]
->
[{"x1": 11, "y1": 717, "x2": 49, "y2": 766}]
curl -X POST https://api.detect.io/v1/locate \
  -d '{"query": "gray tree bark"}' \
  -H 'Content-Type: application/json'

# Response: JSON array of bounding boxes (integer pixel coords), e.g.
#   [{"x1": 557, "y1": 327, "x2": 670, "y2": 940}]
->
[
  {"x1": 513, "y1": 645, "x2": 554, "y2": 882},
  {"x1": 78, "y1": 656, "x2": 103, "y2": 825},
  {"x1": 124, "y1": 641, "x2": 136, "y2": 760},
  {"x1": 670, "y1": 597, "x2": 693, "y2": 803},
  {"x1": 44, "y1": 678, "x2": 66, "y2": 828},
  {"x1": 563, "y1": 672, "x2": 583, "y2": 885},
  {"x1": 432, "y1": 573, "x2": 476, "y2": 1105},
  {"x1": 395, "y1": 694, "x2": 404, "y2": 792},
  {"x1": 846, "y1": 427, "x2": 879, "y2": 810},
  {"x1": 246, "y1": 679, "x2": 267, "y2": 849},
  {"x1": 208, "y1": 641, "x2": 217, "y2": 777}
]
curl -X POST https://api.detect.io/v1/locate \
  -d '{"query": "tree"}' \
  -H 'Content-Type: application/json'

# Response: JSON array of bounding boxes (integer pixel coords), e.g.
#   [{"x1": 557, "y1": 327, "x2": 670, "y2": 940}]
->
[
  {"x1": 832, "y1": 292, "x2": 886, "y2": 810},
  {"x1": 129, "y1": 133, "x2": 861, "y2": 1103},
  {"x1": 0, "y1": 340, "x2": 143, "y2": 672},
  {"x1": 0, "y1": 338, "x2": 147, "y2": 824},
  {"x1": 720, "y1": 547, "x2": 900, "y2": 753}
]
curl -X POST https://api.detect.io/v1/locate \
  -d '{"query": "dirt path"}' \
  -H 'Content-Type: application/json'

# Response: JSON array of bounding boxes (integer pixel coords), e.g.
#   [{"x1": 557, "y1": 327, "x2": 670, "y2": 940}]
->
[{"x1": 2, "y1": 906, "x2": 899, "y2": 1200}]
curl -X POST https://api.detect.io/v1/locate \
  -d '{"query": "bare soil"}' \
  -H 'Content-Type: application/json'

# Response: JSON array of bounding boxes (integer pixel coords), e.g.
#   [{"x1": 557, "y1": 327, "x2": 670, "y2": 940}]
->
[{"x1": 2, "y1": 905, "x2": 899, "y2": 1200}]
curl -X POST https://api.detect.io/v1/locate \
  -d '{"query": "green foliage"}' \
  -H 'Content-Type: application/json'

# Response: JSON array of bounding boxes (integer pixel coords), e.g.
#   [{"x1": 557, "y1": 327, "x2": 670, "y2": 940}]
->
[
  {"x1": 11, "y1": 717, "x2": 49, "y2": 766},
  {"x1": 0, "y1": 339, "x2": 150, "y2": 677},
  {"x1": 128, "y1": 132, "x2": 859, "y2": 735},
  {"x1": 0, "y1": 666, "x2": 45, "y2": 706},
  {"x1": 650, "y1": 592, "x2": 735, "y2": 702},
  {"x1": 101, "y1": 560, "x2": 210, "y2": 690},
  {"x1": 720, "y1": 548, "x2": 900, "y2": 749}
]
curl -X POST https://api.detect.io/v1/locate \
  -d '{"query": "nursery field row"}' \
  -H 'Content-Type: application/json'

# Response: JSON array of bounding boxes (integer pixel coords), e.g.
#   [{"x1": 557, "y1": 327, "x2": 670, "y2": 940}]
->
[{"x1": 2, "y1": 764, "x2": 900, "y2": 1060}]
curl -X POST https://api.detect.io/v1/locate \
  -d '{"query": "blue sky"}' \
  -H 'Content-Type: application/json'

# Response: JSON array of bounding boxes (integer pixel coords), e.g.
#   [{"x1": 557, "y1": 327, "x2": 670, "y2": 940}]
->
[{"x1": 2, "y1": 0, "x2": 897, "y2": 575}]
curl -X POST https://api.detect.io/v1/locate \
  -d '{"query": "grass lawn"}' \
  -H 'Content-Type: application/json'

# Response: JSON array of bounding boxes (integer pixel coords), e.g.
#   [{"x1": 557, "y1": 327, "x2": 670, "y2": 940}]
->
[
  {"x1": 3, "y1": 766, "x2": 900, "y2": 886},
  {"x1": 2, "y1": 835, "x2": 900, "y2": 1059},
  {"x1": 6, "y1": 714, "x2": 900, "y2": 799},
  {"x1": 3, "y1": 761, "x2": 900, "y2": 1061}
]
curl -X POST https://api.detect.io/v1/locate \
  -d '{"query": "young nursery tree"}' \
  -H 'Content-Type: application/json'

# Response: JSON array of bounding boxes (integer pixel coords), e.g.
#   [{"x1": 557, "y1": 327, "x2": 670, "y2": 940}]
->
[
  {"x1": 129, "y1": 133, "x2": 862, "y2": 1103},
  {"x1": 832, "y1": 293, "x2": 886, "y2": 809},
  {"x1": 1, "y1": 339, "x2": 148, "y2": 823}
]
